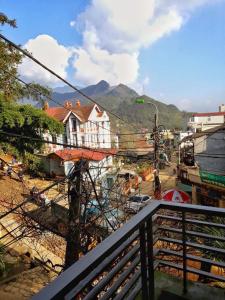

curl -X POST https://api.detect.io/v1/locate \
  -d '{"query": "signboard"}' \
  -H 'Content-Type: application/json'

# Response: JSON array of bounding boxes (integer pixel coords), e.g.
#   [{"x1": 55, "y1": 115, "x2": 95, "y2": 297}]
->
[{"x1": 200, "y1": 170, "x2": 225, "y2": 188}]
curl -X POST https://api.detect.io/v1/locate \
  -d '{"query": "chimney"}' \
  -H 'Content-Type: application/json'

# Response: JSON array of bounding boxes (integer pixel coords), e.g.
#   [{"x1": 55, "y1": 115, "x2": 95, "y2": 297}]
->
[
  {"x1": 42, "y1": 101, "x2": 49, "y2": 111},
  {"x1": 219, "y1": 104, "x2": 225, "y2": 112},
  {"x1": 64, "y1": 100, "x2": 73, "y2": 109},
  {"x1": 75, "y1": 99, "x2": 81, "y2": 107}
]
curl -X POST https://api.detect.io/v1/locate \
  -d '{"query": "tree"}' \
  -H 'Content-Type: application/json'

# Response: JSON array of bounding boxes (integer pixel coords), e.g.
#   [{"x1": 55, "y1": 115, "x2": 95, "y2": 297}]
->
[
  {"x1": 0, "y1": 95, "x2": 63, "y2": 158},
  {"x1": 0, "y1": 13, "x2": 63, "y2": 167},
  {"x1": 0, "y1": 12, "x2": 51, "y2": 103}
]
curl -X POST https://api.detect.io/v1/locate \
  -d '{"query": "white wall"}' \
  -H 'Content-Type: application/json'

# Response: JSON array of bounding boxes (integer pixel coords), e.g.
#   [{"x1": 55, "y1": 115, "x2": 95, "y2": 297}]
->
[
  {"x1": 88, "y1": 106, "x2": 111, "y2": 149},
  {"x1": 42, "y1": 132, "x2": 64, "y2": 153},
  {"x1": 64, "y1": 156, "x2": 113, "y2": 179},
  {"x1": 43, "y1": 105, "x2": 112, "y2": 154},
  {"x1": 188, "y1": 115, "x2": 225, "y2": 132}
]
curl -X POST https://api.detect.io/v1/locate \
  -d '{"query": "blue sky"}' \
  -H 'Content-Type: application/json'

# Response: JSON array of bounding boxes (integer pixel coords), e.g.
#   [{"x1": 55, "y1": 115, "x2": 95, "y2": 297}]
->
[{"x1": 1, "y1": 0, "x2": 225, "y2": 112}]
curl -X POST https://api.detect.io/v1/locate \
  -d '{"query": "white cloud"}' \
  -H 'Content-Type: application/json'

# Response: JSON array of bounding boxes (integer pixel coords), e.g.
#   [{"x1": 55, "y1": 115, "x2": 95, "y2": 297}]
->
[
  {"x1": 129, "y1": 76, "x2": 150, "y2": 95},
  {"x1": 76, "y1": 0, "x2": 183, "y2": 53},
  {"x1": 70, "y1": 20, "x2": 76, "y2": 27},
  {"x1": 71, "y1": 0, "x2": 214, "y2": 86},
  {"x1": 20, "y1": 0, "x2": 219, "y2": 88},
  {"x1": 177, "y1": 99, "x2": 193, "y2": 111},
  {"x1": 19, "y1": 34, "x2": 72, "y2": 86},
  {"x1": 72, "y1": 34, "x2": 139, "y2": 85}
]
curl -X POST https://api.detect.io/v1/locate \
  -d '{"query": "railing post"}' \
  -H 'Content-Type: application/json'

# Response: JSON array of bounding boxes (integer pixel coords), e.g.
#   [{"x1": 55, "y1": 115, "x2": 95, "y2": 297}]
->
[
  {"x1": 147, "y1": 217, "x2": 155, "y2": 300},
  {"x1": 182, "y1": 211, "x2": 187, "y2": 294},
  {"x1": 139, "y1": 224, "x2": 149, "y2": 300}
]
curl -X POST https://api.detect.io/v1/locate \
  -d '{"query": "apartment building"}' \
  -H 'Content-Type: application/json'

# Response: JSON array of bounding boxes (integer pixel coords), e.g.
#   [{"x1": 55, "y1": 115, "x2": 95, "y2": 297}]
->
[{"x1": 188, "y1": 104, "x2": 225, "y2": 133}]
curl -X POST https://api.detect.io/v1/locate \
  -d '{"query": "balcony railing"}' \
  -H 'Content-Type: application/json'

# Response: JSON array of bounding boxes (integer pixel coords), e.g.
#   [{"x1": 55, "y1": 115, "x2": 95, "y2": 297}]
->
[{"x1": 32, "y1": 201, "x2": 225, "y2": 300}]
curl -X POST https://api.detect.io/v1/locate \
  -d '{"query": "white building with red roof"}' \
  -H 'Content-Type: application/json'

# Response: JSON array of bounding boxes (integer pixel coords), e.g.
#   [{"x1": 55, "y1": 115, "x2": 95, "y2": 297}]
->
[
  {"x1": 43, "y1": 100, "x2": 116, "y2": 153},
  {"x1": 46, "y1": 148, "x2": 116, "y2": 178},
  {"x1": 188, "y1": 104, "x2": 225, "y2": 132}
]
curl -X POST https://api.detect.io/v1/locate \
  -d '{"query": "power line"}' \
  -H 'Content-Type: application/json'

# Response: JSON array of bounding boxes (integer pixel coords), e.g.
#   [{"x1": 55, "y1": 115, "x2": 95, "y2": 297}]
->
[
  {"x1": 0, "y1": 33, "x2": 143, "y2": 135},
  {"x1": 5, "y1": 68, "x2": 156, "y2": 137},
  {"x1": 0, "y1": 130, "x2": 154, "y2": 159},
  {"x1": 40, "y1": 131, "x2": 153, "y2": 149},
  {"x1": 3, "y1": 70, "x2": 116, "y2": 136},
  {"x1": 0, "y1": 172, "x2": 70, "y2": 221}
]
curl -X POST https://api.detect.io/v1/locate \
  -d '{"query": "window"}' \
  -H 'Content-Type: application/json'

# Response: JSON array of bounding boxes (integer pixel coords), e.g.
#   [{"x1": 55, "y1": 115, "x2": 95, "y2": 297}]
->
[
  {"x1": 73, "y1": 134, "x2": 77, "y2": 146},
  {"x1": 52, "y1": 135, "x2": 57, "y2": 143},
  {"x1": 72, "y1": 119, "x2": 77, "y2": 131},
  {"x1": 63, "y1": 135, "x2": 67, "y2": 145},
  {"x1": 81, "y1": 136, "x2": 85, "y2": 145},
  {"x1": 52, "y1": 135, "x2": 57, "y2": 148},
  {"x1": 80, "y1": 124, "x2": 84, "y2": 132},
  {"x1": 207, "y1": 117, "x2": 211, "y2": 121}
]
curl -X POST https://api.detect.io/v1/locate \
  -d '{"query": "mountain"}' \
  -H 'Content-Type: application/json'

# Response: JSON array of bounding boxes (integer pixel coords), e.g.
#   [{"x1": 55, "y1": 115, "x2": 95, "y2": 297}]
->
[
  {"x1": 82, "y1": 80, "x2": 110, "y2": 96},
  {"x1": 53, "y1": 86, "x2": 77, "y2": 94},
  {"x1": 51, "y1": 81, "x2": 191, "y2": 130},
  {"x1": 52, "y1": 80, "x2": 110, "y2": 104}
]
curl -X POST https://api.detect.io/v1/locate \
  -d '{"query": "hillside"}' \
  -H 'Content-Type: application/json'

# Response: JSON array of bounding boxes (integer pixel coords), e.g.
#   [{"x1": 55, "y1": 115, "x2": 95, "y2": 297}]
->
[{"x1": 52, "y1": 81, "x2": 191, "y2": 130}]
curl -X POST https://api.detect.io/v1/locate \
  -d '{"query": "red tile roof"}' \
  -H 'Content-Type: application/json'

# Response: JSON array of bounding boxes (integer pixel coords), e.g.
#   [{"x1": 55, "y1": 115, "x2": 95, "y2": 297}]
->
[
  {"x1": 73, "y1": 105, "x2": 95, "y2": 121},
  {"x1": 193, "y1": 112, "x2": 225, "y2": 117},
  {"x1": 50, "y1": 149, "x2": 113, "y2": 161},
  {"x1": 44, "y1": 107, "x2": 69, "y2": 122},
  {"x1": 45, "y1": 104, "x2": 95, "y2": 123}
]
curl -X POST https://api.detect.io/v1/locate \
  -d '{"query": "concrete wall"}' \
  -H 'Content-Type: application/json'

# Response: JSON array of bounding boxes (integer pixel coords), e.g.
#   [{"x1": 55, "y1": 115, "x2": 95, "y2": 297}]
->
[
  {"x1": 194, "y1": 130, "x2": 225, "y2": 175},
  {"x1": 88, "y1": 156, "x2": 113, "y2": 180},
  {"x1": 49, "y1": 155, "x2": 113, "y2": 178},
  {"x1": 49, "y1": 156, "x2": 64, "y2": 176},
  {"x1": 188, "y1": 115, "x2": 225, "y2": 132}
]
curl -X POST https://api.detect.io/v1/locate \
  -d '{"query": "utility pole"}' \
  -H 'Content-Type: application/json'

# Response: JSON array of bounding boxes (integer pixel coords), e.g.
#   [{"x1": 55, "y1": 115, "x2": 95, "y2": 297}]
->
[
  {"x1": 153, "y1": 113, "x2": 162, "y2": 199},
  {"x1": 153, "y1": 113, "x2": 158, "y2": 170},
  {"x1": 64, "y1": 160, "x2": 88, "y2": 269},
  {"x1": 135, "y1": 98, "x2": 161, "y2": 198}
]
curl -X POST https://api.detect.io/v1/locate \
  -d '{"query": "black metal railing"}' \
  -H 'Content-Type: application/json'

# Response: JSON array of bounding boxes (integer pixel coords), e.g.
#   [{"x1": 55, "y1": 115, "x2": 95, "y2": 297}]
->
[{"x1": 32, "y1": 201, "x2": 225, "y2": 300}]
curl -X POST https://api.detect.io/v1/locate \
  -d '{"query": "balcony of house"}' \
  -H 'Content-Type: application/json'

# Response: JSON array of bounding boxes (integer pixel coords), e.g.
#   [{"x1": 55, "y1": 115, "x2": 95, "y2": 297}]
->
[{"x1": 32, "y1": 201, "x2": 225, "y2": 300}]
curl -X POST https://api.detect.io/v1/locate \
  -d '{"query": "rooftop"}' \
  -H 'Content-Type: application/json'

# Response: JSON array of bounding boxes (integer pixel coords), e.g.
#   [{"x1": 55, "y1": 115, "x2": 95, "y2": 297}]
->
[
  {"x1": 49, "y1": 148, "x2": 116, "y2": 161},
  {"x1": 192, "y1": 112, "x2": 225, "y2": 117},
  {"x1": 44, "y1": 103, "x2": 96, "y2": 123}
]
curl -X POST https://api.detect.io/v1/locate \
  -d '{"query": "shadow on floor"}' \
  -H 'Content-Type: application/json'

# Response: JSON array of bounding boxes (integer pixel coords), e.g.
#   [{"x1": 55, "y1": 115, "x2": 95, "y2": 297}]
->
[{"x1": 158, "y1": 290, "x2": 186, "y2": 300}]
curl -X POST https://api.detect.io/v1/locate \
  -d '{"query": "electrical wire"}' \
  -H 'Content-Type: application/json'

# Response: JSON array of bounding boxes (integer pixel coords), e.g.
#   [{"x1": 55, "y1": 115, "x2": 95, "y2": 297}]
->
[
  {"x1": 0, "y1": 33, "x2": 145, "y2": 135},
  {"x1": 0, "y1": 130, "x2": 155, "y2": 160},
  {"x1": 0, "y1": 171, "x2": 72, "y2": 220},
  {"x1": 3, "y1": 68, "x2": 156, "y2": 138}
]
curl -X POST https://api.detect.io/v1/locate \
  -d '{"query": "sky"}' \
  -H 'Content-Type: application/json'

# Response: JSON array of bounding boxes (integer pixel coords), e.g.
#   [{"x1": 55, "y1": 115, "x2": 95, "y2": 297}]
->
[{"x1": 1, "y1": 0, "x2": 225, "y2": 112}]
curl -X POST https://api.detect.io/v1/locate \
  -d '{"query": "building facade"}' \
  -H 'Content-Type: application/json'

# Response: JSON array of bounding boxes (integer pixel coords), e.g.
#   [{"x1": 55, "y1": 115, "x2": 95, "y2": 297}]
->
[
  {"x1": 188, "y1": 105, "x2": 225, "y2": 133},
  {"x1": 44, "y1": 149, "x2": 114, "y2": 179},
  {"x1": 178, "y1": 125, "x2": 225, "y2": 208},
  {"x1": 43, "y1": 100, "x2": 117, "y2": 153}
]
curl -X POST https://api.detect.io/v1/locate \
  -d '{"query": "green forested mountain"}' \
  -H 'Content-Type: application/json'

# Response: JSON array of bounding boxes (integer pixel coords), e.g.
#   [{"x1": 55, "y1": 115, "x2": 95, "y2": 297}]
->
[{"x1": 52, "y1": 81, "x2": 192, "y2": 130}]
